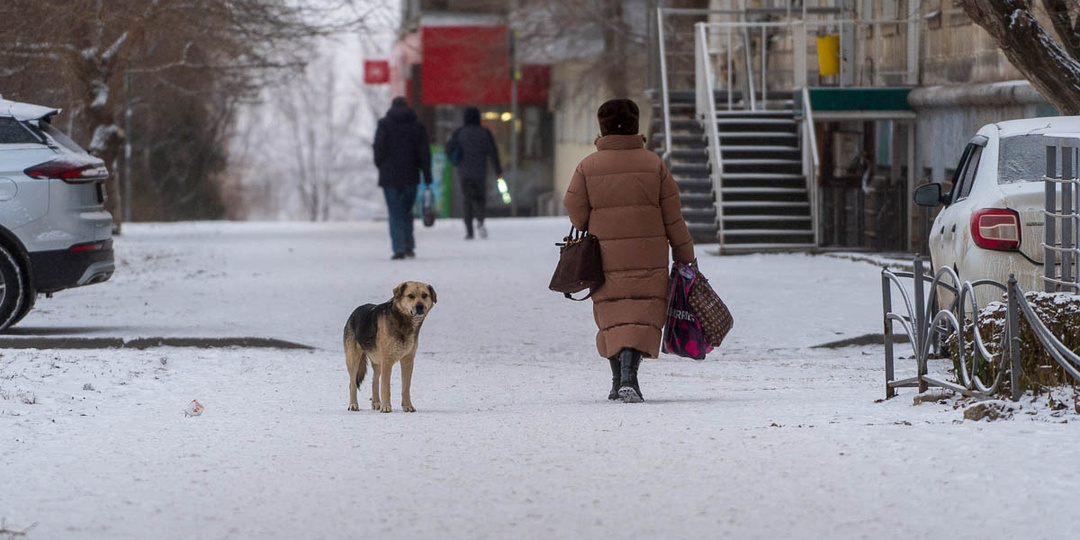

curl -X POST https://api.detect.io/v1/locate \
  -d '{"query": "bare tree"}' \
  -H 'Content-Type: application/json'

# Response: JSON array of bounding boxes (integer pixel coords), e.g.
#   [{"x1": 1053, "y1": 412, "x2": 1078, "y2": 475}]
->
[
  {"x1": 276, "y1": 58, "x2": 359, "y2": 221},
  {"x1": 961, "y1": 0, "x2": 1080, "y2": 114},
  {"x1": 516, "y1": 0, "x2": 649, "y2": 97},
  {"x1": 229, "y1": 42, "x2": 378, "y2": 222},
  {"x1": 0, "y1": 0, "x2": 375, "y2": 223}
]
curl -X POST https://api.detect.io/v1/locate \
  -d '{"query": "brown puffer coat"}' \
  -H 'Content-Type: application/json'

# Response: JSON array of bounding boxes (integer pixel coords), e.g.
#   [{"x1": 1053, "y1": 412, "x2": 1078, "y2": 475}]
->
[{"x1": 563, "y1": 134, "x2": 696, "y2": 359}]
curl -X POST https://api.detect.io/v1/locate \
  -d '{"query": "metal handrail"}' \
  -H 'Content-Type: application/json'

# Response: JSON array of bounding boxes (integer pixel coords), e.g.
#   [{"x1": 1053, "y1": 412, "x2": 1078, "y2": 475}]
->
[
  {"x1": 698, "y1": 18, "x2": 915, "y2": 93},
  {"x1": 740, "y1": 25, "x2": 756, "y2": 111},
  {"x1": 697, "y1": 23, "x2": 726, "y2": 247},
  {"x1": 801, "y1": 86, "x2": 820, "y2": 245},
  {"x1": 657, "y1": 6, "x2": 672, "y2": 164},
  {"x1": 1041, "y1": 142, "x2": 1080, "y2": 292}
]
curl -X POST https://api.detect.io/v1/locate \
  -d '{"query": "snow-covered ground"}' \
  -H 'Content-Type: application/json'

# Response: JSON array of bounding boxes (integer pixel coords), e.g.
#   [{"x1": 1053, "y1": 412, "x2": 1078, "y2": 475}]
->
[{"x1": 2, "y1": 218, "x2": 1078, "y2": 539}]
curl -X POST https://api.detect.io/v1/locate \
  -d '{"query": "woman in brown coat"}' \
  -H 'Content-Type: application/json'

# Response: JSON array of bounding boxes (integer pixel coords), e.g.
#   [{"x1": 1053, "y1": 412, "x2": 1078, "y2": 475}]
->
[{"x1": 563, "y1": 98, "x2": 696, "y2": 403}]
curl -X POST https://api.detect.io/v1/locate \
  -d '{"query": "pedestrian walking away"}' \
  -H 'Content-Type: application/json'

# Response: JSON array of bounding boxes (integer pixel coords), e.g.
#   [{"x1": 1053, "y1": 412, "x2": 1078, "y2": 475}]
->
[
  {"x1": 562, "y1": 98, "x2": 696, "y2": 403},
  {"x1": 373, "y1": 97, "x2": 433, "y2": 260},
  {"x1": 446, "y1": 106, "x2": 502, "y2": 240}
]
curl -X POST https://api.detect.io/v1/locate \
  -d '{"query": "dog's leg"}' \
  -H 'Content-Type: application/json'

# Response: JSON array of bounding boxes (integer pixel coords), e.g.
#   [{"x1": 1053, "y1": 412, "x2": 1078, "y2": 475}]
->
[
  {"x1": 379, "y1": 360, "x2": 394, "y2": 413},
  {"x1": 400, "y1": 354, "x2": 416, "y2": 412},
  {"x1": 345, "y1": 342, "x2": 361, "y2": 411},
  {"x1": 370, "y1": 361, "x2": 382, "y2": 411}
]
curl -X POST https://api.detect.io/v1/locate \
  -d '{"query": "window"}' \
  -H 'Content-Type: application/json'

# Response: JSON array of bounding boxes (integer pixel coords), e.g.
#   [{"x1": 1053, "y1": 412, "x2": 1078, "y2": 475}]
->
[
  {"x1": 957, "y1": 145, "x2": 983, "y2": 199},
  {"x1": 39, "y1": 122, "x2": 84, "y2": 153},
  {"x1": 0, "y1": 117, "x2": 42, "y2": 144},
  {"x1": 998, "y1": 134, "x2": 1059, "y2": 184},
  {"x1": 946, "y1": 140, "x2": 985, "y2": 203},
  {"x1": 947, "y1": 144, "x2": 972, "y2": 204}
]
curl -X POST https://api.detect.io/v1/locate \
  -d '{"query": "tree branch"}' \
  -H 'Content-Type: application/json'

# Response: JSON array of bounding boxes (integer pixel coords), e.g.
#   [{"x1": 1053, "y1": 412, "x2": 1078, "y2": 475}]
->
[
  {"x1": 1041, "y1": 0, "x2": 1080, "y2": 60},
  {"x1": 962, "y1": 0, "x2": 1080, "y2": 114}
]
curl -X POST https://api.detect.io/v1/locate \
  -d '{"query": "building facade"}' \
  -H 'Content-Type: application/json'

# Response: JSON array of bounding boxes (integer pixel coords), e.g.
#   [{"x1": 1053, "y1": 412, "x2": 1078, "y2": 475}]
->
[{"x1": 395, "y1": 0, "x2": 553, "y2": 219}]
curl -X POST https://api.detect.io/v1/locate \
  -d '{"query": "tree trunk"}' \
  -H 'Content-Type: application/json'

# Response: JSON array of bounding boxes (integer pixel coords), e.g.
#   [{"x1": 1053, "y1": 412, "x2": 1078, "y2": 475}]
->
[
  {"x1": 601, "y1": 1, "x2": 628, "y2": 97},
  {"x1": 962, "y1": 0, "x2": 1080, "y2": 115},
  {"x1": 93, "y1": 128, "x2": 124, "y2": 227}
]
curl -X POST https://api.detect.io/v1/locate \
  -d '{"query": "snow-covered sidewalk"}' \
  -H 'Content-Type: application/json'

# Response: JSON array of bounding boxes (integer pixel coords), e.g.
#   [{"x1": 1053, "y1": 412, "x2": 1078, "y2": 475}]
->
[{"x1": 2, "y1": 218, "x2": 1078, "y2": 539}]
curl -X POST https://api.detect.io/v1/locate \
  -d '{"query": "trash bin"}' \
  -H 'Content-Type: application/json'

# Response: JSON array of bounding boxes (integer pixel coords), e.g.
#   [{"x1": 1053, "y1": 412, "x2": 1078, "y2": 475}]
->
[{"x1": 816, "y1": 34, "x2": 840, "y2": 76}]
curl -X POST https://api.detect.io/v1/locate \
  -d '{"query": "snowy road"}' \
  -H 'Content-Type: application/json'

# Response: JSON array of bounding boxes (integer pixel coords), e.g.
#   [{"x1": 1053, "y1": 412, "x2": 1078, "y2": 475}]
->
[{"x1": 2, "y1": 218, "x2": 1078, "y2": 539}]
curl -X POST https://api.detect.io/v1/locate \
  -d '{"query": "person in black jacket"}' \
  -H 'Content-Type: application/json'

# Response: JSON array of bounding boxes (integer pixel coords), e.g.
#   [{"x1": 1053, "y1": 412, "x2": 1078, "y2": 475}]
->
[
  {"x1": 445, "y1": 107, "x2": 502, "y2": 239},
  {"x1": 373, "y1": 97, "x2": 433, "y2": 259}
]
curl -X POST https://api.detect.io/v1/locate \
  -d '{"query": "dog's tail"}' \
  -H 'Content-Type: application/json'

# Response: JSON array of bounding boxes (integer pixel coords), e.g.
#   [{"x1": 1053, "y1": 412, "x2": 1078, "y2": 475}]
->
[{"x1": 356, "y1": 354, "x2": 367, "y2": 387}]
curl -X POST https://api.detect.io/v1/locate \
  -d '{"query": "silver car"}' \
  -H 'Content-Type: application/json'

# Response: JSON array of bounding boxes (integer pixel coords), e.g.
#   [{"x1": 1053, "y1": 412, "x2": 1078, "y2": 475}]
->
[{"x1": 0, "y1": 96, "x2": 115, "y2": 330}]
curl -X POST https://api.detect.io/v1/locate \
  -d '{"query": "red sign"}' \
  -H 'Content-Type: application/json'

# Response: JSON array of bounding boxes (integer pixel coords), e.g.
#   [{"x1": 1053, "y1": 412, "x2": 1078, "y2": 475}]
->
[
  {"x1": 364, "y1": 60, "x2": 390, "y2": 85},
  {"x1": 420, "y1": 26, "x2": 549, "y2": 106}
]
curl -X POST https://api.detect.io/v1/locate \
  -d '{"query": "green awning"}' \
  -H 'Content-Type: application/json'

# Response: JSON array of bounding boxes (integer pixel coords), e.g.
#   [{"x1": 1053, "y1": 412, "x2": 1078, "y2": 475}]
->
[{"x1": 795, "y1": 87, "x2": 914, "y2": 119}]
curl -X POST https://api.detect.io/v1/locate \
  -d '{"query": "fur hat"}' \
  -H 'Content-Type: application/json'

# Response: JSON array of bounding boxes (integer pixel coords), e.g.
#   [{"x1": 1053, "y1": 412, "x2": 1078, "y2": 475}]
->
[{"x1": 597, "y1": 99, "x2": 639, "y2": 136}]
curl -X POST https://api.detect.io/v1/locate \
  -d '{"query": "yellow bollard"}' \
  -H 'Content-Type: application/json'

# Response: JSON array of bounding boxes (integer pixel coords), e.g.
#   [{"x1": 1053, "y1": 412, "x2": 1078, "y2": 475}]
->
[{"x1": 816, "y1": 34, "x2": 840, "y2": 76}]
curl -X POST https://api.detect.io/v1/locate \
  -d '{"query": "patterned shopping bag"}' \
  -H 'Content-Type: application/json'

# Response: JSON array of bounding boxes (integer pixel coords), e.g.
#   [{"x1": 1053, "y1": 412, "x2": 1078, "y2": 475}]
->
[{"x1": 662, "y1": 264, "x2": 713, "y2": 360}]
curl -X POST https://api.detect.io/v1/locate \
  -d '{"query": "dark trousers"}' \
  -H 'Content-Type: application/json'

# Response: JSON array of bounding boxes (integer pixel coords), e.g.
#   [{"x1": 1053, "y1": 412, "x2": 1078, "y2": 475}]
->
[
  {"x1": 460, "y1": 176, "x2": 486, "y2": 236},
  {"x1": 383, "y1": 185, "x2": 417, "y2": 255}
]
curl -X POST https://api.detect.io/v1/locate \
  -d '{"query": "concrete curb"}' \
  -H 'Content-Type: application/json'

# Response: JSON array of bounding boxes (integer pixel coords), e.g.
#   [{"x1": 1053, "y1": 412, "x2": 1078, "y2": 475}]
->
[
  {"x1": 819, "y1": 252, "x2": 916, "y2": 272},
  {"x1": 812, "y1": 333, "x2": 910, "y2": 349},
  {"x1": 0, "y1": 337, "x2": 316, "y2": 350}
]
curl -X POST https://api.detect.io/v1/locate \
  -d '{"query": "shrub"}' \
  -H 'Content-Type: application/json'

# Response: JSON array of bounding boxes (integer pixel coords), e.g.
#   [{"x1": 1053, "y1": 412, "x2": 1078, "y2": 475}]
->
[{"x1": 948, "y1": 292, "x2": 1080, "y2": 395}]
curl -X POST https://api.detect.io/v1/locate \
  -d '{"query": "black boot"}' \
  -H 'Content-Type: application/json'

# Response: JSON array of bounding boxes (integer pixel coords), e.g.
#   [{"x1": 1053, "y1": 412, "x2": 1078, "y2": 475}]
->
[
  {"x1": 618, "y1": 348, "x2": 644, "y2": 403},
  {"x1": 607, "y1": 358, "x2": 620, "y2": 400},
  {"x1": 629, "y1": 351, "x2": 644, "y2": 401}
]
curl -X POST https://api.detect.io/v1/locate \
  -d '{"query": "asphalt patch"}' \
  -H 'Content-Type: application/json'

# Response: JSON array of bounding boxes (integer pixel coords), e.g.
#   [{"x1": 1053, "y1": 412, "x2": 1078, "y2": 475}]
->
[
  {"x1": 0, "y1": 336, "x2": 315, "y2": 350},
  {"x1": 812, "y1": 333, "x2": 910, "y2": 348}
]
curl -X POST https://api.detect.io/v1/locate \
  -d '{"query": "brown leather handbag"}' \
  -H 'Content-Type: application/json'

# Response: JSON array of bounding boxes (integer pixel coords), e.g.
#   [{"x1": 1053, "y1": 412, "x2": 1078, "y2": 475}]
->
[
  {"x1": 548, "y1": 226, "x2": 604, "y2": 301},
  {"x1": 687, "y1": 267, "x2": 733, "y2": 346}
]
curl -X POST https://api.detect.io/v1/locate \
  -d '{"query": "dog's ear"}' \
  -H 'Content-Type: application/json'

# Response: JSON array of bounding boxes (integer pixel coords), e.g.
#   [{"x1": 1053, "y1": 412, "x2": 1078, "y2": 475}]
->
[
  {"x1": 427, "y1": 284, "x2": 437, "y2": 304},
  {"x1": 393, "y1": 282, "x2": 407, "y2": 300}
]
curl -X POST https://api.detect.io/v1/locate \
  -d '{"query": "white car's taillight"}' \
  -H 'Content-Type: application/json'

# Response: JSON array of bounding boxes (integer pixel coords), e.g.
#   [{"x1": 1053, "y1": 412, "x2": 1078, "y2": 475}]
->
[
  {"x1": 970, "y1": 208, "x2": 1021, "y2": 251},
  {"x1": 24, "y1": 158, "x2": 108, "y2": 183}
]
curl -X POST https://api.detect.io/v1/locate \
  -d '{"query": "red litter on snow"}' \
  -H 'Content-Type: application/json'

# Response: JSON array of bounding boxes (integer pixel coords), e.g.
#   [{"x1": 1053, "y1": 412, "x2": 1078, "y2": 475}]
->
[{"x1": 184, "y1": 399, "x2": 205, "y2": 417}]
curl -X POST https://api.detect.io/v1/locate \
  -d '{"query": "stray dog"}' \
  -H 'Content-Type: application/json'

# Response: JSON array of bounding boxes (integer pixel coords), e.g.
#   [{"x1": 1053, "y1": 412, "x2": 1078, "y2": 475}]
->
[{"x1": 344, "y1": 281, "x2": 436, "y2": 413}]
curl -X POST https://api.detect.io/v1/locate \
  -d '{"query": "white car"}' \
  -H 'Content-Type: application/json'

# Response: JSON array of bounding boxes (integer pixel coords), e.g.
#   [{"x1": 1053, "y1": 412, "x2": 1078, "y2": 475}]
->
[
  {"x1": 914, "y1": 116, "x2": 1080, "y2": 310},
  {"x1": 0, "y1": 96, "x2": 115, "y2": 329}
]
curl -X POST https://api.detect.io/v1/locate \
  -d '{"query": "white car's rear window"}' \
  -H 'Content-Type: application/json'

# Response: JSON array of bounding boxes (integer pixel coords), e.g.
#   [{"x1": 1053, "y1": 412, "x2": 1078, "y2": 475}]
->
[
  {"x1": 0, "y1": 117, "x2": 43, "y2": 144},
  {"x1": 999, "y1": 134, "x2": 1053, "y2": 184},
  {"x1": 38, "y1": 122, "x2": 86, "y2": 154}
]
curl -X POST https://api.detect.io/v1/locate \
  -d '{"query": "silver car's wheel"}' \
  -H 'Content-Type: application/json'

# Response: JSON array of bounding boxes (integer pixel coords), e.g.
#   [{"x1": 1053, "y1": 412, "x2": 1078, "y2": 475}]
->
[{"x1": 0, "y1": 245, "x2": 25, "y2": 331}]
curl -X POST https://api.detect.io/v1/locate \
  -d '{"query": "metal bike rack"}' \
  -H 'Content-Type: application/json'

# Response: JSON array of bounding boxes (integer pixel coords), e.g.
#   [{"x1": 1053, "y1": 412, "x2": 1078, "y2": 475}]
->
[
  {"x1": 883, "y1": 258, "x2": 1080, "y2": 401},
  {"x1": 882, "y1": 258, "x2": 1015, "y2": 399}
]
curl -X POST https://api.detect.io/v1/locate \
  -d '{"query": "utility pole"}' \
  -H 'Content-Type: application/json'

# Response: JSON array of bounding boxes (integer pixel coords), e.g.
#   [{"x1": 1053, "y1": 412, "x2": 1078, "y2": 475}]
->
[{"x1": 509, "y1": 20, "x2": 520, "y2": 217}]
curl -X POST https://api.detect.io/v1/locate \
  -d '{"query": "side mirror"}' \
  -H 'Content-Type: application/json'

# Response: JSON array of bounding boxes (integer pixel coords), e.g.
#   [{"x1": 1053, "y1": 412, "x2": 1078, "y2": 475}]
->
[{"x1": 914, "y1": 183, "x2": 944, "y2": 207}]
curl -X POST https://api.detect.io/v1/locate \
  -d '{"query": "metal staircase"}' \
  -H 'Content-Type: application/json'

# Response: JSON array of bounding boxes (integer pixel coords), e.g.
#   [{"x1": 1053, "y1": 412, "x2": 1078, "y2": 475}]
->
[
  {"x1": 714, "y1": 107, "x2": 816, "y2": 250},
  {"x1": 651, "y1": 90, "x2": 717, "y2": 243},
  {"x1": 652, "y1": 90, "x2": 817, "y2": 250},
  {"x1": 651, "y1": 9, "x2": 822, "y2": 252},
  {"x1": 652, "y1": 4, "x2": 921, "y2": 252}
]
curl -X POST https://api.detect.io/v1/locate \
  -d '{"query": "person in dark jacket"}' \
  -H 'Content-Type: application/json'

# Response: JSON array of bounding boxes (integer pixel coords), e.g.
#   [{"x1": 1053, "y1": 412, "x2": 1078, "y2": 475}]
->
[
  {"x1": 373, "y1": 97, "x2": 433, "y2": 259},
  {"x1": 445, "y1": 107, "x2": 502, "y2": 240}
]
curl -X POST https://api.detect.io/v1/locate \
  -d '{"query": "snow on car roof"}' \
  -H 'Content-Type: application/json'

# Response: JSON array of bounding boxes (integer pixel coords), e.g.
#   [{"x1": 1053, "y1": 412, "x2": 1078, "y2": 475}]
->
[
  {"x1": 0, "y1": 97, "x2": 61, "y2": 121},
  {"x1": 994, "y1": 116, "x2": 1080, "y2": 138}
]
